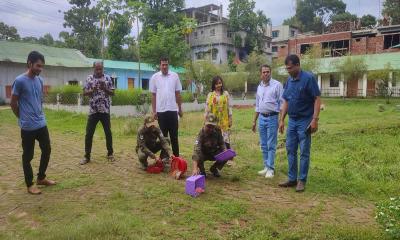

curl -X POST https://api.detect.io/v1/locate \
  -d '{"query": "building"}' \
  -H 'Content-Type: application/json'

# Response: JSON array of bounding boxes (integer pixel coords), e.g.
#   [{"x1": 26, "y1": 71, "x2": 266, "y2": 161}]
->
[
  {"x1": 183, "y1": 4, "x2": 273, "y2": 64},
  {"x1": 93, "y1": 59, "x2": 185, "y2": 90},
  {"x1": 271, "y1": 25, "x2": 300, "y2": 58},
  {"x1": 0, "y1": 41, "x2": 92, "y2": 103}
]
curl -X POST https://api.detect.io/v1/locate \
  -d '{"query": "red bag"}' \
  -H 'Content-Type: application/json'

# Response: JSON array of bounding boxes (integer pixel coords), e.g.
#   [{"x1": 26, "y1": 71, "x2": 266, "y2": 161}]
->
[
  {"x1": 146, "y1": 160, "x2": 164, "y2": 174},
  {"x1": 170, "y1": 156, "x2": 187, "y2": 179}
]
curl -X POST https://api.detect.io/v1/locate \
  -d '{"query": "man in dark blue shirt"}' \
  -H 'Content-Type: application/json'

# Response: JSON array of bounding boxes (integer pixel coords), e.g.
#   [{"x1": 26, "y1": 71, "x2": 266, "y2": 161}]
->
[{"x1": 278, "y1": 54, "x2": 321, "y2": 192}]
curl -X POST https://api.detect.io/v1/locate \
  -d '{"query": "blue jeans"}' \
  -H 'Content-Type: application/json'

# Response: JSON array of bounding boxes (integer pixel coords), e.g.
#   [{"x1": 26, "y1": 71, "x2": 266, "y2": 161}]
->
[
  {"x1": 286, "y1": 116, "x2": 312, "y2": 182},
  {"x1": 258, "y1": 114, "x2": 279, "y2": 170}
]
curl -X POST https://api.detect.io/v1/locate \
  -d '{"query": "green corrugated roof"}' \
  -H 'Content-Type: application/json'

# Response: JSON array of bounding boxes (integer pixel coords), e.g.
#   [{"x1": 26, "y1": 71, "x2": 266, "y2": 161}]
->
[
  {"x1": 0, "y1": 41, "x2": 92, "y2": 68},
  {"x1": 89, "y1": 58, "x2": 185, "y2": 73},
  {"x1": 317, "y1": 52, "x2": 400, "y2": 74}
]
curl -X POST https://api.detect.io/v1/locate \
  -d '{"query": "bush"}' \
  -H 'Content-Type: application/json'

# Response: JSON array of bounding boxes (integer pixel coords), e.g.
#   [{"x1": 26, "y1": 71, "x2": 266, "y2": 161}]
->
[
  {"x1": 376, "y1": 197, "x2": 400, "y2": 239},
  {"x1": 197, "y1": 95, "x2": 207, "y2": 104},
  {"x1": 111, "y1": 89, "x2": 151, "y2": 106},
  {"x1": 46, "y1": 85, "x2": 82, "y2": 105},
  {"x1": 181, "y1": 91, "x2": 194, "y2": 103}
]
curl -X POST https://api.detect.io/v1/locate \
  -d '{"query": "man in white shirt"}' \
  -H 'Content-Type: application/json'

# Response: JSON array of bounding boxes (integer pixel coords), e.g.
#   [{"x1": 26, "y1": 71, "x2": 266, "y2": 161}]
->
[
  {"x1": 149, "y1": 57, "x2": 183, "y2": 157},
  {"x1": 252, "y1": 64, "x2": 283, "y2": 178}
]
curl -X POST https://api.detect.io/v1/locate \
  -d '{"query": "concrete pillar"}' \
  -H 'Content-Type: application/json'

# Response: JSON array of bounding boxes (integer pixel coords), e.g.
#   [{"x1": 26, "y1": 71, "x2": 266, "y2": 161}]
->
[
  {"x1": 340, "y1": 73, "x2": 345, "y2": 97},
  {"x1": 362, "y1": 73, "x2": 367, "y2": 97},
  {"x1": 317, "y1": 74, "x2": 322, "y2": 90}
]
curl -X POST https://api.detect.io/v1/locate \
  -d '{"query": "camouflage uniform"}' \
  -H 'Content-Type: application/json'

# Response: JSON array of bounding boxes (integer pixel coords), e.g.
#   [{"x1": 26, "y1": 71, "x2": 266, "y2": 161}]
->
[
  {"x1": 192, "y1": 114, "x2": 227, "y2": 176},
  {"x1": 136, "y1": 115, "x2": 172, "y2": 168}
]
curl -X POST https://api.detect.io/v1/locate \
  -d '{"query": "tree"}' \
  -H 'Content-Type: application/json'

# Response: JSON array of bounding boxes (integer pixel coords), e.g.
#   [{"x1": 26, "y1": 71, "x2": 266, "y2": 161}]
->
[
  {"x1": 140, "y1": 23, "x2": 189, "y2": 67},
  {"x1": 106, "y1": 13, "x2": 131, "y2": 60},
  {"x1": 360, "y1": 14, "x2": 377, "y2": 28},
  {"x1": 331, "y1": 12, "x2": 358, "y2": 23},
  {"x1": 63, "y1": 0, "x2": 102, "y2": 57},
  {"x1": 184, "y1": 60, "x2": 222, "y2": 95},
  {"x1": 139, "y1": 0, "x2": 184, "y2": 40},
  {"x1": 335, "y1": 56, "x2": 367, "y2": 84},
  {"x1": 301, "y1": 44, "x2": 322, "y2": 73},
  {"x1": 285, "y1": 0, "x2": 346, "y2": 33},
  {"x1": 0, "y1": 22, "x2": 20, "y2": 40},
  {"x1": 38, "y1": 33, "x2": 55, "y2": 46},
  {"x1": 382, "y1": 0, "x2": 400, "y2": 25},
  {"x1": 228, "y1": 0, "x2": 271, "y2": 55}
]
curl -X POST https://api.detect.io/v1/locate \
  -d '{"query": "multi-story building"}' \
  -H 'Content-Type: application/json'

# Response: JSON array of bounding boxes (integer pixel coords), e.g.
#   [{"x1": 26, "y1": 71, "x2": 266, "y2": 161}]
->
[
  {"x1": 183, "y1": 4, "x2": 272, "y2": 64},
  {"x1": 271, "y1": 25, "x2": 301, "y2": 58}
]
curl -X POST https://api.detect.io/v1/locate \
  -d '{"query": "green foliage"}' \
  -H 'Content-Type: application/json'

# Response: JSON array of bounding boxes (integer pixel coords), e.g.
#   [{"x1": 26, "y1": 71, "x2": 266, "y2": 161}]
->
[
  {"x1": 360, "y1": 14, "x2": 377, "y2": 28},
  {"x1": 331, "y1": 12, "x2": 358, "y2": 23},
  {"x1": 228, "y1": 0, "x2": 270, "y2": 54},
  {"x1": 63, "y1": 0, "x2": 102, "y2": 57},
  {"x1": 184, "y1": 60, "x2": 222, "y2": 94},
  {"x1": 284, "y1": 0, "x2": 347, "y2": 33},
  {"x1": 301, "y1": 44, "x2": 322, "y2": 73},
  {"x1": 0, "y1": 21, "x2": 20, "y2": 40},
  {"x1": 140, "y1": 23, "x2": 189, "y2": 67},
  {"x1": 335, "y1": 56, "x2": 367, "y2": 82},
  {"x1": 106, "y1": 13, "x2": 131, "y2": 60},
  {"x1": 244, "y1": 52, "x2": 270, "y2": 85},
  {"x1": 376, "y1": 197, "x2": 400, "y2": 239},
  {"x1": 383, "y1": 0, "x2": 400, "y2": 25},
  {"x1": 180, "y1": 91, "x2": 195, "y2": 103},
  {"x1": 221, "y1": 72, "x2": 249, "y2": 93},
  {"x1": 111, "y1": 89, "x2": 151, "y2": 106}
]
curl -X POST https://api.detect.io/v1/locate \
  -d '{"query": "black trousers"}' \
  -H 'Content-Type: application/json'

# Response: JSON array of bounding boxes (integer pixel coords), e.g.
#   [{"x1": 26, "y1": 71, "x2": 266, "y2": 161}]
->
[
  {"x1": 21, "y1": 126, "x2": 51, "y2": 187},
  {"x1": 197, "y1": 154, "x2": 227, "y2": 175},
  {"x1": 157, "y1": 111, "x2": 179, "y2": 156},
  {"x1": 85, "y1": 113, "x2": 113, "y2": 160}
]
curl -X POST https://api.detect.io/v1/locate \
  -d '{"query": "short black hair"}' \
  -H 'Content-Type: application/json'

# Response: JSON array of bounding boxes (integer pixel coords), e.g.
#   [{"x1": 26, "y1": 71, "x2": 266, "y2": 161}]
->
[
  {"x1": 211, "y1": 76, "x2": 224, "y2": 92},
  {"x1": 93, "y1": 61, "x2": 104, "y2": 68},
  {"x1": 160, "y1": 56, "x2": 169, "y2": 63},
  {"x1": 260, "y1": 64, "x2": 271, "y2": 72},
  {"x1": 27, "y1": 51, "x2": 45, "y2": 65},
  {"x1": 285, "y1": 54, "x2": 300, "y2": 65}
]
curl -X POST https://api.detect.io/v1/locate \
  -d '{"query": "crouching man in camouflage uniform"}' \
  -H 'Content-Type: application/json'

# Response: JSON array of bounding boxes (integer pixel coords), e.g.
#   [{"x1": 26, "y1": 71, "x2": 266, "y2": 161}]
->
[
  {"x1": 192, "y1": 114, "x2": 227, "y2": 178},
  {"x1": 136, "y1": 115, "x2": 172, "y2": 169}
]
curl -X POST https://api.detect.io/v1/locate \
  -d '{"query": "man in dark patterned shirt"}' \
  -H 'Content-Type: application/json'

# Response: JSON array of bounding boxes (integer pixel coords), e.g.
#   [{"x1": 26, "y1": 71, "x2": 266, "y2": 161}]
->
[{"x1": 80, "y1": 61, "x2": 115, "y2": 165}]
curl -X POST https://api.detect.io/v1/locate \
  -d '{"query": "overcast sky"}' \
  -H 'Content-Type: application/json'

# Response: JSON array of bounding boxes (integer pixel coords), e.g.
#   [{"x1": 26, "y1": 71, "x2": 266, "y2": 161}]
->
[{"x1": 0, "y1": 0, "x2": 383, "y2": 39}]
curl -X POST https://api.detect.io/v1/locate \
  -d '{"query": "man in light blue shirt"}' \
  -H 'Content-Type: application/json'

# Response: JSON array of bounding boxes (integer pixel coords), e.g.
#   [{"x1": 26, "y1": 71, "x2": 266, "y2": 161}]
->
[
  {"x1": 10, "y1": 51, "x2": 56, "y2": 195},
  {"x1": 252, "y1": 64, "x2": 283, "y2": 178}
]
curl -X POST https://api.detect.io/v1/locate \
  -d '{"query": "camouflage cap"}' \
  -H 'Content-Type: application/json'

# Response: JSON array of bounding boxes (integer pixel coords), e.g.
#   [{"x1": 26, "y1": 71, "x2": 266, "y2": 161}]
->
[
  {"x1": 144, "y1": 114, "x2": 157, "y2": 128},
  {"x1": 205, "y1": 113, "x2": 218, "y2": 126}
]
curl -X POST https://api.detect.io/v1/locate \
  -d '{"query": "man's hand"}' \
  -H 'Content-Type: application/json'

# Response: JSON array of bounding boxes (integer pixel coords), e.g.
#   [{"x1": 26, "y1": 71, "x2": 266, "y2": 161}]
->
[
  {"x1": 154, "y1": 156, "x2": 161, "y2": 162},
  {"x1": 310, "y1": 118, "x2": 318, "y2": 133},
  {"x1": 192, "y1": 167, "x2": 200, "y2": 176},
  {"x1": 178, "y1": 109, "x2": 183, "y2": 118},
  {"x1": 152, "y1": 112, "x2": 158, "y2": 120},
  {"x1": 252, "y1": 122, "x2": 257, "y2": 133},
  {"x1": 279, "y1": 120, "x2": 285, "y2": 134}
]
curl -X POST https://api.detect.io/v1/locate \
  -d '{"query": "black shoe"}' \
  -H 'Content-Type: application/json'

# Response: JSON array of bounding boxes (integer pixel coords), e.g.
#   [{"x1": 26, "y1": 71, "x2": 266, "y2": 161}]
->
[
  {"x1": 278, "y1": 180, "x2": 297, "y2": 188},
  {"x1": 80, "y1": 158, "x2": 90, "y2": 165},
  {"x1": 210, "y1": 166, "x2": 221, "y2": 178}
]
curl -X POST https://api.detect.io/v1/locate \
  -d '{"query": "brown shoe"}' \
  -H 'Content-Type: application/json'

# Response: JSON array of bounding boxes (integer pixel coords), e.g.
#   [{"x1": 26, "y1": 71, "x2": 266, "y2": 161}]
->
[
  {"x1": 296, "y1": 181, "x2": 306, "y2": 192},
  {"x1": 37, "y1": 178, "x2": 57, "y2": 186},
  {"x1": 278, "y1": 180, "x2": 297, "y2": 188},
  {"x1": 27, "y1": 185, "x2": 41, "y2": 195}
]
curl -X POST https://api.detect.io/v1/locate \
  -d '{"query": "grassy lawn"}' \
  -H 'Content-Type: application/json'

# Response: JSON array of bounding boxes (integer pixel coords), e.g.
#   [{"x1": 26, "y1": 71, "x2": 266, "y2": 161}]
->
[{"x1": 0, "y1": 98, "x2": 399, "y2": 239}]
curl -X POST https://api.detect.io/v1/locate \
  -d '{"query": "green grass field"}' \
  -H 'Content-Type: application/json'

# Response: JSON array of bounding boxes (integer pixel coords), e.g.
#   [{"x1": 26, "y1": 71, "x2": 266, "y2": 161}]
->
[{"x1": 0, "y1": 98, "x2": 399, "y2": 239}]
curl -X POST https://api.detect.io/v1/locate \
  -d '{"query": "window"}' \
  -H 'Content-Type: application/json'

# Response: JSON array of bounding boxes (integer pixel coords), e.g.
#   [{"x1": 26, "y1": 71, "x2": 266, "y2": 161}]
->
[
  {"x1": 355, "y1": 38, "x2": 361, "y2": 42},
  {"x1": 141, "y1": 79, "x2": 149, "y2": 90},
  {"x1": 290, "y1": 30, "x2": 296, "y2": 37},
  {"x1": 5, "y1": 85, "x2": 12, "y2": 98},
  {"x1": 272, "y1": 30, "x2": 279, "y2": 38},
  {"x1": 194, "y1": 32, "x2": 198, "y2": 39},
  {"x1": 384, "y1": 34, "x2": 400, "y2": 49},
  {"x1": 329, "y1": 74, "x2": 339, "y2": 87},
  {"x1": 210, "y1": 29, "x2": 215, "y2": 36},
  {"x1": 128, "y1": 78, "x2": 135, "y2": 89},
  {"x1": 227, "y1": 32, "x2": 232, "y2": 38},
  {"x1": 321, "y1": 40, "x2": 350, "y2": 57},
  {"x1": 300, "y1": 44, "x2": 311, "y2": 54},
  {"x1": 201, "y1": 30, "x2": 204, "y2": 35},
  {"x1": 267, "y1": 42, "x2": 270, "y2": 48},
  {"x1": 272, "y1": 46, "x2": 278, "y2": 52},
  {"x1": 68, "y1": 80, "x2": 78, "y2": 85}
]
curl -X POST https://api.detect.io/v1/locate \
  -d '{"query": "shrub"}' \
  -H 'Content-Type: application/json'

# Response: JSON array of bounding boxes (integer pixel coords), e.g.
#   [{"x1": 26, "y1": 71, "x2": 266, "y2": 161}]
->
[
  {"x1": 111, "y1": 89, "x2": 151, "y2": 106},
  {"x1": 181, "y1": 91, "x2": 194, "y2": 103},
  {"x1": 376, "y1": 197, "x2": 400, "y2": 239}
]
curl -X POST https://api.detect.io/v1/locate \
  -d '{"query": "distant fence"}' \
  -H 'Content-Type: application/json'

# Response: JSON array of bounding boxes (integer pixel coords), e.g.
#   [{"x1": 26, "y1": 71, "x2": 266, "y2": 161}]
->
[{"x1": 320, "y1": 87, "x2": 400, "y2": 98}]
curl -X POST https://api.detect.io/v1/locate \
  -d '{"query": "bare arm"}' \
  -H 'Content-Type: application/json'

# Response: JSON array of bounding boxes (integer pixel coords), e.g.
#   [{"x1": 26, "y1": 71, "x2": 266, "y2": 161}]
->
[
  {"x1": 175, "y1": 91, "x2": 183, "y2": 117},
  {"x1": 279, "y1": 100, "x2": 288, "y2": 134},
  {"x1": 10, "y1": 95, "x2": 19, "y2": 118},
  {"x1": 252, "y1": 112, "x2": 260, "y2": 133},
  {"x1": 152, "y1": 93, "x2": 157, "y2": 119},
  {"x1": 310, "y1": 96, "x2": 321, "y2": 133}
]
